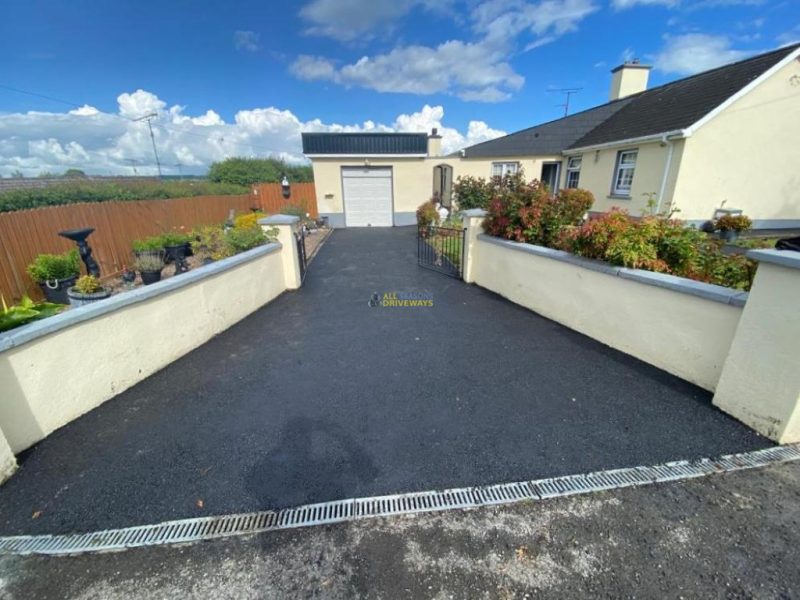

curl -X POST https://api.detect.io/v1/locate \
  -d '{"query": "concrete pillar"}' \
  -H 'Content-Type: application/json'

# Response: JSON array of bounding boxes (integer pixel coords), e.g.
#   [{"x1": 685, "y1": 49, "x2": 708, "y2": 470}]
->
[
  {"x1": 0, "y1": 426, "x2": 17, "y2": 484},
  {"x1": 259, "y1": 215, "x2": 302, "y2": 290},
  {"x1": 460, "y1": 209, "x2": 487, "y2": 284},
  {"x1": 713, "y1": 249, "x2": 800, "y2": 443}
]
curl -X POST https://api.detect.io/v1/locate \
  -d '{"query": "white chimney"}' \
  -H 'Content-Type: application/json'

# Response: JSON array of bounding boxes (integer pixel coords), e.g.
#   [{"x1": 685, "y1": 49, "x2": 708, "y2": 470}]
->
[
  {"x1": 427, "y1": 128, "x2": 442, "y2": 158},
  {"x1": 609, "y1": 60, "x2": 651, "y2": 101}
]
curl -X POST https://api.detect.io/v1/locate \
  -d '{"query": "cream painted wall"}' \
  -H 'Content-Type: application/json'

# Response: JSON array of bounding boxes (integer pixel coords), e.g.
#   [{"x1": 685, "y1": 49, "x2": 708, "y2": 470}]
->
[
  {"x1": 312, "y1": 157, "x2": 430, "y2": 218},
  {"x1": 469, "y1": 234, "x2": 743, "y2": 391},
  {"x1": 311, "y1": 155, "x2": 563, "y2": 222},
  {"x1": 0, "y1": 429, "x2": 16, "y2": 484},
  {"x1": 569, "y1": 140, "x2": 685, "y2": 216},
  {"x1": 713, "y1": 253, "x2": 800, "y2": 443},
  {"x1": 0, "y1": 246, "x2": 288, "y2": 453},
  {"x1": 671, "y1": 59, "x2": 800, "y2": 222}
]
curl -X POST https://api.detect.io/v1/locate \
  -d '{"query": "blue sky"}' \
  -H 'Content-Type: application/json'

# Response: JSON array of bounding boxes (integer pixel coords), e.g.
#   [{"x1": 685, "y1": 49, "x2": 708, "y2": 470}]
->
[{"x1": 0, "y1": 0, "x2": 797, "y2": 175}]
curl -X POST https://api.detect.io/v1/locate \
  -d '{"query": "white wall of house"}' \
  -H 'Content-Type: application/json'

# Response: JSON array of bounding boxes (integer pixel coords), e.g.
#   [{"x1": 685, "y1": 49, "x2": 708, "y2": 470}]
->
[{"x1": 671, "y1": 58, "x2": 800, "y2": 227}]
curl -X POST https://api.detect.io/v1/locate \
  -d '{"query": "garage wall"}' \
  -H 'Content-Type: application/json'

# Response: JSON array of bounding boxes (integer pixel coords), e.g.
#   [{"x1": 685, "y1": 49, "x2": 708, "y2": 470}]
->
[{"x1": 312, "y1": 157, "x2": 430, "y2": 227}]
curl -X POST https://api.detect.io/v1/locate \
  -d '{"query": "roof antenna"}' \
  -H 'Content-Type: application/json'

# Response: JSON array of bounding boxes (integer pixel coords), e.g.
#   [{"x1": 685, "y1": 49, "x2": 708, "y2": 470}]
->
[{"x1": 548, "y1": 88, "x2": 583, "y2": 117}]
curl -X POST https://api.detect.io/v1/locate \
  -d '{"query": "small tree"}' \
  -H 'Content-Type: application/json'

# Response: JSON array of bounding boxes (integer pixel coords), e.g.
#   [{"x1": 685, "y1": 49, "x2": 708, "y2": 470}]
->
[
  {"x1": 208, "y1": 157, "x2": 313, "y2": 186},
  {"x1": 64, "y1": 169, "x2": 87, "y2": 178},
  {"x1": 453, "y1": 175, "x2": 493, "y2": 210}
]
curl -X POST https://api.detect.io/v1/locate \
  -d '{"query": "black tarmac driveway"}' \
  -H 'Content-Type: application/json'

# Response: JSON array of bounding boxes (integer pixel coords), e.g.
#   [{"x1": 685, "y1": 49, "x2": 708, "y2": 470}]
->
[{"x1": 0, "y1": 227, "x2": 769, "y2": 535}]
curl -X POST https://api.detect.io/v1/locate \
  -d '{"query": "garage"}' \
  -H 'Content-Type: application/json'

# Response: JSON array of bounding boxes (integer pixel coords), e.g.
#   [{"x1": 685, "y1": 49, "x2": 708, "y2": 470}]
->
[{"x1": 342, "y1": 167, "x2": 393, "y2": 227}]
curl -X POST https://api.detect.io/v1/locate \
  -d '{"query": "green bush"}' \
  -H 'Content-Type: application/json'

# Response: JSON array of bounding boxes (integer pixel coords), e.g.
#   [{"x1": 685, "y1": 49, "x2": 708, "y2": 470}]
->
[
  {"x1": 416, "y1": 200, "x2": 439, "y2": 229},
  {"x1": 26, "y1": 249, "x2": 81, "y2": 283},
  {"x1": 483, "y1": 174, "x2": 593, "y2": 245},
  {"x1": 453, "y1": 175, "x2": 493, "y2": 210},
  {"x1": 207, "y1": 157, "x2": 313, "y2": 186},
  {"x1": 714, "y1": 214, "x2": 752, "y2": 233},
  {"x1": 73, "y1": 275, "x2": 104, "y2": 294},
  {"x1": 0, "y1": 180, "x2": 249, "y2": 213},
  {"x1": 224, "y1": 225, "x2": 267, "y2": 254},
  {"x1": 0, "y1": 295, "x2": 65, "y2": 333},
  {"x1": 132, "y1": 236, "x2": 165, "y2": 252}
]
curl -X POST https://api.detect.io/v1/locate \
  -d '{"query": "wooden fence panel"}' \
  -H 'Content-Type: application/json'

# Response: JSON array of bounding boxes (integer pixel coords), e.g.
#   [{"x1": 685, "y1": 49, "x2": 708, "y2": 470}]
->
[
  {"x1": 254, "y1": 182, "x2": 318, "y2": 218},
  {"x1": 0, "y1": 182, "x2": 317, "y2": 302}
]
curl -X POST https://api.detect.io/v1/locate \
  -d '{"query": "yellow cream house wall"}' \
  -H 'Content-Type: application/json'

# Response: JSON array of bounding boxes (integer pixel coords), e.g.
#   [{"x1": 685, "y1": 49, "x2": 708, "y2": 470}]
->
[
  {"x1": 671, "y1": 59, "x2": 800, "y2": 225},
  {"x1": 311, "y1": 155, "x2": 564, "y2": 226},
  {"x1": 567, "y1": 140, "x2": 685, "y2": 216}
]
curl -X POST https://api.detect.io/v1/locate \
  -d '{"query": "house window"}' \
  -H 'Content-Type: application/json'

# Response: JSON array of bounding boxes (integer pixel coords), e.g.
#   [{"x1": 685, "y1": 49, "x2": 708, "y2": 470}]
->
[
  {"x1": 612, "y1": 150, "x2": 637, "y2": 196},
  {"x1": 491, "y1": 162, "x2": 519, "y2": 178},
  {"x1": 565, "y1": 156, "x2": 582, "y2": 188}
]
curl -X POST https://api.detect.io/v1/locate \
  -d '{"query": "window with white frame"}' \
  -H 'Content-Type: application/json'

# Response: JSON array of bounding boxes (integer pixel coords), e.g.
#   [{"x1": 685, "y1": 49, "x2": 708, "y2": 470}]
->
[
  {"x1": 565, "y1": 156, "x2": 582, "y2": 188},
  {"x1": 491, "y1": 162, "x2": 519, "y2": 178},
  {"x1": 612, "y1": 150, "x2": 637, "y2": 196}
]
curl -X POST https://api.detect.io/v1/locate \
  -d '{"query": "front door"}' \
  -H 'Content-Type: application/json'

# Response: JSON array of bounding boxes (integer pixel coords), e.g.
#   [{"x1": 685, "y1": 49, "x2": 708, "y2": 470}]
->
[{"x1": 541, "y1": 162, "x2": 561, "y2": 193}]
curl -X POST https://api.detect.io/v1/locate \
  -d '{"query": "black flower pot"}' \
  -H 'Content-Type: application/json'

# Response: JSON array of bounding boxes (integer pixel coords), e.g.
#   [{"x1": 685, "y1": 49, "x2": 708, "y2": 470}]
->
[
  {"x1": 39, "y1": 275, "x2": 78, "y2": 305},
  {"x1": 67, "y1": 287, "x2": 111, "y2": 307},
  {"x1": 164, "y1": 244, "x2": 189, "y2": 275},
  {"x1": 140, "y1": 270, "x2": 162, "y2": 285}
]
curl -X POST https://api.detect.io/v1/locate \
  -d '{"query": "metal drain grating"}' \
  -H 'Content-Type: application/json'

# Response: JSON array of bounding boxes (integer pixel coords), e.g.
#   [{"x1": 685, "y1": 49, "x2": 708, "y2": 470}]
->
[{"x1": 1, "y1": 444, "x2": 798, "y2": 557}]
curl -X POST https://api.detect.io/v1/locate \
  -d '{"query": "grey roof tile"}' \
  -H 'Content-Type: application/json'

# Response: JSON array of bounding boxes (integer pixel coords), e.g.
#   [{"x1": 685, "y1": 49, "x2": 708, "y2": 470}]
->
[{"x1": 302, "y1": 132, "x2": 428, "y2": 155}]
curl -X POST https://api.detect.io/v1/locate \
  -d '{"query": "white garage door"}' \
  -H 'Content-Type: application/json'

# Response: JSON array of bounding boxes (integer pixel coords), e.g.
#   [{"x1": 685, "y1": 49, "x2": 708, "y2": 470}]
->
[{"x1": 342, "y1": 167, "x2": 393, "y2": 227}]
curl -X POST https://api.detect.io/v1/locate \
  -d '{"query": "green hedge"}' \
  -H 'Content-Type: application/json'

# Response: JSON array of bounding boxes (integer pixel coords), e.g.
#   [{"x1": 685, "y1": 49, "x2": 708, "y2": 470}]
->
[{"x1": 0, "y1": 180, "x2": 249, "y2": 213}]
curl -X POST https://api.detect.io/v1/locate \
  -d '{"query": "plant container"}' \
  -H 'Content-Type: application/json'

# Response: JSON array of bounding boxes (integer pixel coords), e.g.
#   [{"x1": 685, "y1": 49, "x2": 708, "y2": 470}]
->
[
  {"x1": 140, "y1": 270, "x2": 163, "y2": 285},
  {"x1": 718, "y1": 230, "x2": 739, "y2": 242},
  {"x1": 67, "y1": 287, "x2": 111, "y2": 308},
  {"x1": 39, "y1": 275, "x2": 78, "y2": 305}
]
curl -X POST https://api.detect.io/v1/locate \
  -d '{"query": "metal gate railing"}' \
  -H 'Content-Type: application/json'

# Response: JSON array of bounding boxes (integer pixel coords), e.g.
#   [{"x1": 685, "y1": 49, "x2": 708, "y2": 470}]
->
[
  {"x1": 296, "y1": 227, "x2": 307, "y2": 282},
  {"x1": 417, "y1": 225, "x2": 465, "y2": 279}
]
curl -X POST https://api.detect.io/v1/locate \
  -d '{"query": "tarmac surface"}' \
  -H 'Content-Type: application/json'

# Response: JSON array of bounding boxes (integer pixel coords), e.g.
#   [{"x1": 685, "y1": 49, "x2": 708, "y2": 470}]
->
[{"x1": 0, "y1": 227, "x2": 769, "y2": 536}]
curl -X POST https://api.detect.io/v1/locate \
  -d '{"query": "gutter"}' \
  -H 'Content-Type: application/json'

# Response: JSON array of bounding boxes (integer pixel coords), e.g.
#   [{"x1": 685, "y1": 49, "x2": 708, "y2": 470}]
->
[{"x1": 563, "y1": 129, "x2": 689, "y2": 155}]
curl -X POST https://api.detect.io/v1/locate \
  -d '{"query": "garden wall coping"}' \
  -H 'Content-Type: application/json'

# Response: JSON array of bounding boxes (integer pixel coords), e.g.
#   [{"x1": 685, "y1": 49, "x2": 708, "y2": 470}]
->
[
  {"x1": 477, "y1": 234, "x2": 748, "y2": 307},
  {"x1": 0, "y1": 242, "x2": 282, "y2": 354},
  {"x1": 746, "y1": 249, "x2": 800, "y2": 270},
  {"x1": 460, "y1": 209, "x2": 488, "y2": 218},
  {"x1": 259, "y1": 215, "x2": 300, "y2": 226}
]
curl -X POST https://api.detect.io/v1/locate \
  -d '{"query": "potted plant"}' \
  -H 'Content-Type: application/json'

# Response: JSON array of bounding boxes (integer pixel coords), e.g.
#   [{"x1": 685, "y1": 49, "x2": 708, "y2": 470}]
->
[
  {"x1": 161, "y1": 231, "x2": 192, "y2": 274},
  {"x1": 67, "y1": 275, "x2": 111, "y2": 307},
  {"x1": 26, "y1": 249, "x2": 81, "y2": 304},
  {"x1": 133, "y1": 254, "x2": 164, "y2": 285},
  {"x1": 132, "y1": 236, "x2": 166, "y2": 259},
  {"x1": 714, "y1": 214, "x2": 752, "y2": 242}
]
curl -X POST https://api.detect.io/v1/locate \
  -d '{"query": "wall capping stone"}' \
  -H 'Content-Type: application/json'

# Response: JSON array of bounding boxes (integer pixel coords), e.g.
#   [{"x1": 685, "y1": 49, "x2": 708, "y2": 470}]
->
[
  {"x1": 0, "y1": 243, "x2": 281, "y2": 354},
  {"x1": 460, "y1": 209, "x2": 488, "y2": 218},
  {"x1": 747, "y1": 249, "x2": 800, "y2": 270},
  {"x1": 477, "y1": 234, "x2": 747, "y2": 306},
  {"x1": 259, "y1": 215, "x2": 300, "y2": 226}
]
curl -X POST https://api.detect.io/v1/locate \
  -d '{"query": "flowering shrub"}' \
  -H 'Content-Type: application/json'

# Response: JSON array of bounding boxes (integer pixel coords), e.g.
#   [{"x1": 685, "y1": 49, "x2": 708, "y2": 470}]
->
[
  {"x1": 484, "y1": 173, "x2": 593, "y2": 246},
  {"x1": 560, "y1": 209, "x2": 755, "y2": 289},
  {"x1": 714, "y1": 214, "x2": 752, "y2": 233},
  {"x1": 453, "y1": 175, "x2": 494, "y2": 210},
  {"x1": 416, "y1": 199, "x2": 439, "y2": 229}
]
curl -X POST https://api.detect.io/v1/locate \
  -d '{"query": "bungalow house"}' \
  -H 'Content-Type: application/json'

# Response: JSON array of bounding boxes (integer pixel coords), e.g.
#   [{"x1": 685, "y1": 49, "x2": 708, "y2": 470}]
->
[{"x1": 303, "y1": 43, "x2": 800, "y2": 229}]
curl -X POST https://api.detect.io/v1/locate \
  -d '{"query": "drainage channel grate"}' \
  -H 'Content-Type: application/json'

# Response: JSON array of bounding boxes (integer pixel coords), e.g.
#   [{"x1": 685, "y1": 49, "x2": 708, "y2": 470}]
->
[{"x1": 2, "y1": 444, "x2": 798, "y2": 556}]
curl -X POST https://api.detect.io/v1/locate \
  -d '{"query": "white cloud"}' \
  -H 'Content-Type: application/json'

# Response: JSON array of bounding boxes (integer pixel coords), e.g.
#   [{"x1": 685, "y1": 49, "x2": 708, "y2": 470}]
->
[
  {"x1": 292, "y1": 0, "x2": 596, "y2": 101},
  {"x1": 234, "y1": 30, "x2": 260, "y2": 52},
  {"x1": 652, "y1": 33, "x2": 750, "y2": 75},
  {"x1": 0, "y1": 91, "x2": 504, "y2": 176},
  {"x1": 292, "y1": 40, "x2": 524, "y2": 102},
  {"x1": 611, "y1": 0, "x2": 677, "y2": 9},
  {"x1": 299, "y1": 0, "x2": 452, "y2": 42}
]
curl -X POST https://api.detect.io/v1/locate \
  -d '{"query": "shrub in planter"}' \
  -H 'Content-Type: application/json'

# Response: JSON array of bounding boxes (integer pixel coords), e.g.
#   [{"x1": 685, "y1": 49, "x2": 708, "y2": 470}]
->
[
  {"x1": 224, "y1": 224, "x2": 267, "y2": 254},
  {"x1": 416, "y1": 200, "x2": 439, "y2": 233},
  {"x1": 453, "y1": 175, "x2": 493, "y2": 210},
  {"x1": 233, "y1": 211, "x2": 267, "y2": 230},
  {"x1": 714, "y1": 214, "x2": 752, "y2": 242},
  {"x1": 67, "y1": 275, "x2": 111, "y2": 307},
  {"x1": 26, "y1": 249, "x2": 81, "y2": 304},
  {"x1": 133, "y1": 254, "x2": 164, "y2": 285},
  {"x1": 132, "y1": 236, "x2": 165, "y2": 255},
  {"x1": 191, "y1": 225, "x2": 232, "y2": 263},
  {"x1": 0, "y1": 295, "x2": 65, "y2": 333}
]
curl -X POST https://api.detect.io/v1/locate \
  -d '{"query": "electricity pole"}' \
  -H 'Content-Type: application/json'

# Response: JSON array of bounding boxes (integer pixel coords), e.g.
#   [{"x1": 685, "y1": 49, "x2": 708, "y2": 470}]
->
[{"x1": 134, "y1": 112, "x2": 162, "y2": 178}]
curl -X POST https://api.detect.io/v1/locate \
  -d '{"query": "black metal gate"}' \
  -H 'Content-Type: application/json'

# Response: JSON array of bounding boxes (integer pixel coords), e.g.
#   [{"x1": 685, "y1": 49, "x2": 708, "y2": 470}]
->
[
  {"x1": 417, "y1": 225, "x2": 465, "y2": 279},
  {"x1": 296, "y1": 227, "x2": 307, "y2": 282}
]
